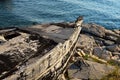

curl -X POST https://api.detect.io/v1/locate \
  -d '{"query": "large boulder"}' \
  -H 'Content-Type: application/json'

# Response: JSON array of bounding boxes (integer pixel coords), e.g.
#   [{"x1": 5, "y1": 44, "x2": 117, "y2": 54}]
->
[
  {"x1": 106, "y1": 45, "x2": 120, "y2": 52},
  {"x1": 67, "y1": 60, "x2": 115, "y2": 80},
  {"x1": 93, "y1": 47, "x2": 103, "y2": 57},
  {"x1": 105, "y1": 29, "x2": 120, "y2": 38},
  {"x1": 93, "y1": 47, "x2": 112, "y2": 60},
  {"x1": 113, "y1": 29, "x2": 120, "y2": 35},
  {"x1": 81, "y1": 23, "x2": 105, "y2": 37},
  {"x1": 105, "y1": 29, "x2": 120, "y2": 43},
  {"x1": 103, "y1": 40, "x2": 115, "y2": 46},
  {"x1": 77, "y1": 34, "x2": 97, "y2": 54},
  {"x1": 105, "y1": 35, "x2": 118, "y2": 42},
  {"x1": 102, "y1": 50, "x2": 112, "y2": 60}
]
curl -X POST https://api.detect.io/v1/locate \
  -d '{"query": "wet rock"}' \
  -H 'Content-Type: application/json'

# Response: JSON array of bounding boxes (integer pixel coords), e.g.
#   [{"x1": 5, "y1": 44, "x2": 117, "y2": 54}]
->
[
  {"x1": 82, "y1": 23, "x2": 105, "y2": 37},
  {"x1": 67, "y1": 60, "x2": 114, "y2": 80}
]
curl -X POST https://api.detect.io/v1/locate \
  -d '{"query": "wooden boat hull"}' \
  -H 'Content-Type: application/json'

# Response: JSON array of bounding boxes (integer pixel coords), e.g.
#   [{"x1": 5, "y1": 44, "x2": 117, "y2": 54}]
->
[{"x1": 0, "y1": 21, "x2": 82, "y2": 80}]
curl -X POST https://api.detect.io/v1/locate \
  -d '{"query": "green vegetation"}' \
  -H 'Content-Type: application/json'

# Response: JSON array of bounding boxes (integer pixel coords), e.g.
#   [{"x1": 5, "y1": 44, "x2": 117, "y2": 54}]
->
[
  {"x1": 83, "y1": 54, "x2": 120, "y2": 80},
  {"x1": 77, "y1": 52, "x2": 120, "y2": 80},
  {"x1": 101, "y1": 66, "x2": 120, "y2": 80},
  {"x1": 101, "y1": 60, "x2": 120, "y2": 80},
  {"x1": 107, "y1": 59, "x2": 120, "y2": 66},
  {"x1": 83, "y1": 54, "x2": 106, "y2": 64},
  {"x1": 89, "y1": 56, "x2": 106, "y2": 64},
  {"x1": 83, "y1": 54, "x2": 89, "y2": 60}
]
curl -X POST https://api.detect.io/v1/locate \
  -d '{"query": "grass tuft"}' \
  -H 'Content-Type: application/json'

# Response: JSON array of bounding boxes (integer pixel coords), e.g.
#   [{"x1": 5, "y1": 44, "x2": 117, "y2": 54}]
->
[{"x1": 101, "y1": 66, "x2": 120, "y2": 80}]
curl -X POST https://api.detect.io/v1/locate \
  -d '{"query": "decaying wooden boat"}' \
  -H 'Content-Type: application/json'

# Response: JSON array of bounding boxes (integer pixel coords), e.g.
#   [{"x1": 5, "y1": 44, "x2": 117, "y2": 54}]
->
[{"x1": 0, "y1": 17, "x2": 83, "y2": 80}]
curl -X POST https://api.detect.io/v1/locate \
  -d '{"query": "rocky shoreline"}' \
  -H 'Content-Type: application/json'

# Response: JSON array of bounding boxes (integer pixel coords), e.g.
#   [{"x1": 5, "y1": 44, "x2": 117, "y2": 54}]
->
[
  {"x1": 0, "y1": 21, "x2": 120, "y2": 80},
  {"x1": 64, "y1": 23, "x2": 120, "y2": 80},
  {"x1": 78, "y1": 23, "x2": 120, "y2": 61}
]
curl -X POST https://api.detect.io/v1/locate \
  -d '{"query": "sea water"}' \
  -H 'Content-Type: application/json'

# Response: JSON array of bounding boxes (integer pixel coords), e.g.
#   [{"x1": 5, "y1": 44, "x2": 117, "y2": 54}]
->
[{"x1": 0, "y1": 0, "x2": 120, "y2": 29}]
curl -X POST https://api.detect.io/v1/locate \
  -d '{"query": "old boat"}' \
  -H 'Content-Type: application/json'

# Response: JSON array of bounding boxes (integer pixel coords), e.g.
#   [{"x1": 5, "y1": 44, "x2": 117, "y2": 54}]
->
[{"x1": 0, "y1": 17, "x2": 83, "y2": 80}]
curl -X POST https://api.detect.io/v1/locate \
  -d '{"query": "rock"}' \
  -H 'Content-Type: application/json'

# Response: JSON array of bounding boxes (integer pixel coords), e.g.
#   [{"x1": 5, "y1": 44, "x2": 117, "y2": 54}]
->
[
  {"x1": 111, "y1": 55, "x2": 119, "y2": 60},
  {"x1": 94, "y1": 37, "x2": 105, "y2": 46},
  {"x1": 113, "y1": 29, "x2": 120, "y2": 35},
  {"x1": 70, "y1": 78, "x2": 82, "y2": 80},
  {"x1": 81, "y1": 23, "x2": 105, "y2": 37},
  {"x1": 94, "y1": 37, "x2": 115, "y2": 46},
  {"x1": 77, "y1": 34, "x2": 97, "y2": 54},
  {"x1": 93, "y1": 47, "x2": 112, "y2": 60},
  {"x1": 0, "y1": 60, "x2": 8, "y2": 74},
  {"x1": 93, "y1": 47, "x2": 103, "y2": 57},
  {"x1": 112, "y1": 52, "x2": 120, "y2": 57},
  {"x1": 101, "y1": 50, "x2": 112, "y2": 60},
  {"x1": 103, "y1": 40, "x2": 114, "y2": 46},
  {"x1": 67, "y1": 60, "x2": 115, "y2": 80},
  {"x1": 105, "y1": 29, "x2": 120, "y2": 38},
  {"x1": 105, "y1": 35, "x2": 118, "y2": 42},
  {"x1": 106, "y1": 45, "x2": 120, "y2": 52},
  {"x1": 116, "y1": 37, "x2": 120, "y2": 44},
  {"x1": 105, "y1": 29, "x2": 120, "y2": 43},
  {"x1": 95, "y1": 39, "x2": 104, "y2": 46}
]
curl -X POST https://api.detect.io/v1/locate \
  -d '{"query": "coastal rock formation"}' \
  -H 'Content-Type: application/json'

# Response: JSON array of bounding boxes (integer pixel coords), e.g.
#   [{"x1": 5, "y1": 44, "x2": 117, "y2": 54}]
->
[
  {"x1": 65, "y1": 23, "x2": 120, "y2": 80},
  {"x1": 81, "y1": 23, "x2": 105, "y2": 37},
  {"x1": 67, "y1": 60, "x2": 114, "y2": 80},
  {"x1": 93, "y1": 47, "x2": 112, "y2": 60},
  {"x1": 77, "y1": 23, "x2": 120, "y2": 61},
  {"x1": 77, "y1": 34, "x2": 97, "y2": 55},
  {"x1": 0, "y1": 21, "x2": 119, "y2": 80},
  {"x1": 106, "y1": 45, "x2": 120, "y2": 52}
]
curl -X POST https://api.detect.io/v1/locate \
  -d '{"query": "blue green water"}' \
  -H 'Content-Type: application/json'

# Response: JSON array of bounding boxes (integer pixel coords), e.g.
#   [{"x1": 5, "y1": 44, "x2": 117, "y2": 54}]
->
[{"x1": 0, "y1": 0, "x2": 120, "y2": 29}]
